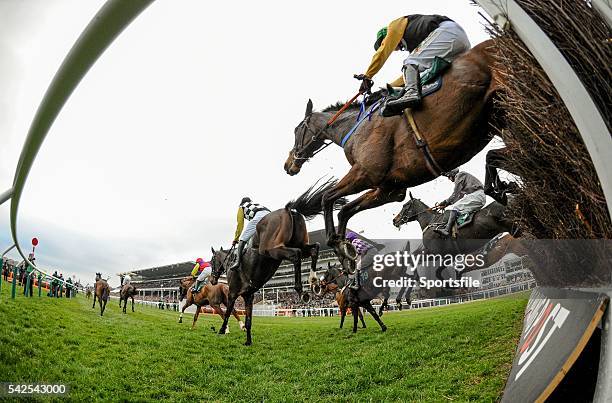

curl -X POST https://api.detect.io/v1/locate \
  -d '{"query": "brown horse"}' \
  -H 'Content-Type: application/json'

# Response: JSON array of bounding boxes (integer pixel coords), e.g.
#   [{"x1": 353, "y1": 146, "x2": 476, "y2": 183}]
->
[
  {"x1": 92, "y1": 273, "x2": 110, "y2": 316},
  {"x1": 320, "y1": 280, "x2": 366, "y2": 330},
  {"x1": 119, "y1": 283, "x2": 137, "y2": 314},
  {"x1": 284, "y1": 40, "x2": 502, "y2": 254},
  {"x1": 210, "y1": 179, "x2": 346, "y2": 345},
  {"x1": 86, "y1": 287, "x2": 92, "y2": 300},
  {"x1": 177, "y1": 276, "x2": 244, "y2": 332}
]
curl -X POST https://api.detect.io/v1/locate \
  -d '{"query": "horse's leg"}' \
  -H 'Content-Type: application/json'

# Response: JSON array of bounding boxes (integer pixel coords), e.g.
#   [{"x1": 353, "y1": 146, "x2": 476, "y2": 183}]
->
[
  {"x1": 131, "y1": 296, "x2": 135, "y2": 312},
  {"x1": 243, "y1": 293, "x2": 254, "y2": 346},
  {"x1": 339, "y1": 306, "x2": 346, "y2": 329},
  {"x1": 362, "y1": 300, "x2": 387, "y2": 332},
  {"x1": 92, "y1": 293, "x2": 96, "y2": 309},
  {"x1": 191, "y1": 306, "x2": 201, "y2": 330},
  {"x1": 101, "y1": 299, "x2": 106, "y2": 316},
  {"x1": 302, "y1": 243, "x2": 320, "y2": 285},
  {"x1": 267, "y1": 247, "x2": 303, "y2": 297},
  {"x1": 231, "y1": 308, "x2": 245, "y2": 330},
  {"x1": 218, "y1": 294, "x2": 237, "y2": 335},
  {"x1": 179, "y1": 298, "x2": 192, "y2": 323},
  {"x1": 321, "y1": 167, "x2": 371, "y2": 245},
  {"x1": 351, "y1": 303, "x2": 359, "y2": 333},
  {"x1": 358, "y1": 308, "x2": 367, "y2": 328},
  {"x1": 379, "y1": 298, "x2": 388, "y2": 317},
  {"x1": 337, "y1": 187, "x2": 406, "y2": 239}
]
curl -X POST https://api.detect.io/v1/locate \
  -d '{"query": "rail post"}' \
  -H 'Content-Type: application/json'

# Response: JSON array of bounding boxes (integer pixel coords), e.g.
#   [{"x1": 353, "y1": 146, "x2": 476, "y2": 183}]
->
[{"x1": 11, "y1": 266, "x2": 17, "y2": 299}]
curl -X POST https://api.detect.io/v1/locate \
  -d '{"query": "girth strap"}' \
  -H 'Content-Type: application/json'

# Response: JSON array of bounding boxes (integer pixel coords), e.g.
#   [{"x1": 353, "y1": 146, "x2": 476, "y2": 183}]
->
[{"x1": 404, "y1": 109, "x2": 443, "y2": 177}]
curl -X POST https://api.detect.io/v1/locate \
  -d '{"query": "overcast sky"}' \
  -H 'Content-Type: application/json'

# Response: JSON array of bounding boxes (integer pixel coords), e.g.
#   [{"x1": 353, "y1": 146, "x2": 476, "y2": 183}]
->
[{"x1": 0, "y1": 0, "x2": 503, "y2": 286}]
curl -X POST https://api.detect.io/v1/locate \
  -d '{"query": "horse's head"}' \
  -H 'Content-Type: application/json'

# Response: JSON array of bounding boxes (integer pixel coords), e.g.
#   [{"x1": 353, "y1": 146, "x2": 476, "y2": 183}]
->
[
  {"x1": 284, "y1": 99, "x2": 327, "y2": 176},
  {"x1": 315, "y1": 262, "x2": 342, "y2": 296},
  {"x1": 177, "y1": 276, "x2": 192, "y2": 301},
  {"x1": 95, "y1": 272, "x2": 101, "y2": 281},
  {"x1": 393, "y1": 192, "x2": 428, "y2": 228},
  {"x1": 209, "y1": 246, "x2": 230, "y2": 286}
]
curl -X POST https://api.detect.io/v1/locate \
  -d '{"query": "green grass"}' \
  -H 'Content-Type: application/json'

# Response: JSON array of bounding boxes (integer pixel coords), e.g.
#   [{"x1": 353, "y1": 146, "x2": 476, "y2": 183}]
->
[{"x1": 0, "y1": 283, "x2": 527, "y2": 402}]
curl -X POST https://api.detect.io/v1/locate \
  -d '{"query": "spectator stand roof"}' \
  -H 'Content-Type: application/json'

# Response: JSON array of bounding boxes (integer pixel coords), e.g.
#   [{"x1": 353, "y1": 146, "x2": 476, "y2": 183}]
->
[{"x1": 118, "y1": 261, "x2": 195, "y2": 282}]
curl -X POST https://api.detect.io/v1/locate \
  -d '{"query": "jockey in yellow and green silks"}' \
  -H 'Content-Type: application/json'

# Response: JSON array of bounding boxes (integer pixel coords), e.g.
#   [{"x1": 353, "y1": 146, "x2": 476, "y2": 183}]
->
[
  {"x1": 191, "y1": 258, "x2": 212, "y2": 293},
  {"x1": 354, "y1": 14, "x2": 471, "y2": 116}
]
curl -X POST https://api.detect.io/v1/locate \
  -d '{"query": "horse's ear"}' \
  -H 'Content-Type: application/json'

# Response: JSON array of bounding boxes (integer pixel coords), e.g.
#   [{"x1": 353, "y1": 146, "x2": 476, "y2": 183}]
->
[
  {"x1": 211, "y1": 246, "x2": 215, "y2": 255},
  {"x1": 305, "y1": 99, "x2": 313, "y2": 117},
  {"x1": 220, "y1": 246, "x2": 225, "y2": 252},
  {"x1": 409, "y1": 191, "x2": 414, "y2": 200}
]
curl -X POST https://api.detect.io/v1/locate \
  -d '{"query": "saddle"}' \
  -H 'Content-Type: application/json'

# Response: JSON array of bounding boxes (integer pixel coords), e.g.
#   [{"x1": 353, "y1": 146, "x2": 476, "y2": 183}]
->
[
  {"x1": 380, "y1": 56, "x2": 451, "y2": 113},
  {"x1": 432, "y1": 210, "x2": 478, "y2": 239}
]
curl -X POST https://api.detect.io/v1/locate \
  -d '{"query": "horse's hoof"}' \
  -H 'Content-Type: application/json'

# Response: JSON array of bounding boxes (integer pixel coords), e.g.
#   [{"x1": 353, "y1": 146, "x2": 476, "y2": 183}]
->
[
  {"x1": 218, "y1": 329, "x2": 226, "y2": 335},
  {"x1": 244, "y1": 341, "x2": 252, "y2": 346},
  {"x1": 381, "y1": 325, "x2": 388, "y2": 332}
]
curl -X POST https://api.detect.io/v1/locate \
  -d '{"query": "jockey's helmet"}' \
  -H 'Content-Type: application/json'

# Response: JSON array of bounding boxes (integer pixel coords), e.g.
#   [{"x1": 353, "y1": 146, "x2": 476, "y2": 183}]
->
[
  {"x1": 346, "y1": 231, "x2": 358, "y2": 241},
  {"x1": 443, "y1": 168, "x2": 459, "y2": 179},
  {"x1": 240, "y1": 197, "x2": 251, "y2": 204},
  {"x1": 374, "y1": 27, "x2": 387, "y2": 51},
  {"x1": 196, "y1": 258, "x2": 204, "y2": 264}
]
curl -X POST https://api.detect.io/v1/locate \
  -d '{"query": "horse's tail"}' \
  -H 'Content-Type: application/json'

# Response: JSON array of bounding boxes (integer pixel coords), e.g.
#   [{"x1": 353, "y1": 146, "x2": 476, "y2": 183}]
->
[{"x1": 285, "y1": 178, "x2": 346, "y2": 220}]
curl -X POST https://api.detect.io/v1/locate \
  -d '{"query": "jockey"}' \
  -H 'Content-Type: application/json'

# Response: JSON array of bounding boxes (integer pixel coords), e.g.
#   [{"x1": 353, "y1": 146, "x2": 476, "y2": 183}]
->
[
  {"x1": 355, "y1": 14, "x2": 470, "y2": 114},
  {"x1": 229, "y1": 197, "x2": 271, "y2": 271},
  {"x1": 435, "y1": 169, "x2": 485, "y2": 238},
  {"x1": 123, "y1": 274, "x2": 131, "y2": 287},
  {"x1": 346, "y1": 231, "x2": 374, "y2": 290},
  {"x1": 191, "y1": 258, "x2": 212, "y2": 293}
]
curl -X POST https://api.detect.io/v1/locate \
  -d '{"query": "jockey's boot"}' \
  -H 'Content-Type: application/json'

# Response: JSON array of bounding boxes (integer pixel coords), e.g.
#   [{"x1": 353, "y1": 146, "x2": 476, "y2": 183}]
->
[
  {"x1": 382, "y1": 65, "x2": 422, "y2": 116},
  {"x1": 434, "y1": 210, "x2": 459, "y2": 238},
  {"x1": 229, "y1": 241, "x2": 246, "y2": 271},
  {"x1": 191, "y1": 280, "x2": 203, "y2": 293}
]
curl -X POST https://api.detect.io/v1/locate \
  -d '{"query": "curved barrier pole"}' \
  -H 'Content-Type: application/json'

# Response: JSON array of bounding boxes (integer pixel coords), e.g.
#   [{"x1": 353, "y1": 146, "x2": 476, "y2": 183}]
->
[
  {"x1": 0, "y1": 188, "x2": 13, "y2": 206},
  {"x1": 474, "y1": 0, "x2": 612, "y2": 219},
  {"x1": 9, "y1": 0, "x2": 154, "y2": 281}
]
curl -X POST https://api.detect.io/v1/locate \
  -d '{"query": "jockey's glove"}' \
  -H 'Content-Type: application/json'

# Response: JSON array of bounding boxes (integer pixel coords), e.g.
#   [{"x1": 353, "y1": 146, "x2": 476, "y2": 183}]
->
[{"x1": 354, "y1": 74, "x2": 373, "y2": 94}]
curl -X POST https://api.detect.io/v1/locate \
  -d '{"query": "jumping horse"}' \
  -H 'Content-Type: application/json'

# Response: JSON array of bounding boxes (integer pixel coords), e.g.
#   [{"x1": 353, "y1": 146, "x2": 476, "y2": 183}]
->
[
  {"x1": 210, "y1": 179, "x2": 346, "y2": 345},
  {"x1": 284, "y1": 40, "x2": 504, "y2": 262}
]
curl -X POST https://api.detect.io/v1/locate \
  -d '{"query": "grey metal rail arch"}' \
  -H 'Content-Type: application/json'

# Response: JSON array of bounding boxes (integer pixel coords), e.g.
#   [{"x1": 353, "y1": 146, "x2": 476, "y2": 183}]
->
[{"x1": 2, "y1": 0, "x2": 155, "y2": 286}]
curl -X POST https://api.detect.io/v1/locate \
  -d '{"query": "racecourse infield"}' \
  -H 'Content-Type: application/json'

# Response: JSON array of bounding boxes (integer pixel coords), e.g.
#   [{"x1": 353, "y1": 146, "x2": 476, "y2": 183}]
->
[{"x1": 0, "y1": 287, "x2": 528, "y2": 402}]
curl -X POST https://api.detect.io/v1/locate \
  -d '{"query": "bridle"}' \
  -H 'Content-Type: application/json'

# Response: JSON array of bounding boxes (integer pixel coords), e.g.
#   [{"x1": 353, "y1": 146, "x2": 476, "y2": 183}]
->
[
  {"x1": 292, "y1": 116, "x2": 332, "y2": 162},
  {"x1": 293, "y1": 91, "x2": 364, "y2": 163},
  {"x1": 396, "y1": 203, "x2": 442, "y2": 226},
  {"x1": 211, "y1": 246, "x2": 235, "y2": 281}
]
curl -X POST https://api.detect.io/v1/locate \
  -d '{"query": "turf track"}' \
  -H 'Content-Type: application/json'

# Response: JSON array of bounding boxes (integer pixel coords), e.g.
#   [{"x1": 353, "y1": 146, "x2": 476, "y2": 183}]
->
[{"x1": 0, "y1": 285, "x2": 527, "y2": 402}]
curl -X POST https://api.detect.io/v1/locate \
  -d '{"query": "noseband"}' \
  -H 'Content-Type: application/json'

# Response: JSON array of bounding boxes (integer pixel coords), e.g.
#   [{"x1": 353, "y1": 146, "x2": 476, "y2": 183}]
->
[{"x1": 293, "y1": 118, "x2": 331, "y2": 162}]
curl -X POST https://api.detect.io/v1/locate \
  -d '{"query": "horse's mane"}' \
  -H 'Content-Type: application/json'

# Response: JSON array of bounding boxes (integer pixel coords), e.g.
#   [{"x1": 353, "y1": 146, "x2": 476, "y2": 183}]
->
[{"x1": 321, "y1": 90, "x2": 386, "y2": 113}]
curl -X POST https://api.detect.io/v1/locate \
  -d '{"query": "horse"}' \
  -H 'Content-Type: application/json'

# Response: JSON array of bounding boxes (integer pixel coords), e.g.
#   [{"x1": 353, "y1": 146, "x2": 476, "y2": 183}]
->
[
  {"x1": 315, "y1": 264, "x2": 387, "y2": 333},
  {"x1": 284, "y1": 40, "x2": 504, "y2": 256},
  {"x1": 86, "y1": 287, "x2": 92, "y2": 300},
  {"x1": 119, "y1": 283, "x2": 137, "y2": 314},
  {"x1": 92, "y1": 273, "x2": 110, "y2": 316},
  {"x1": 210, "y1": 179, "x2": 346, "y2": 346},
  {"x1": 392, "y1": 192, "x2": 527, "y2": 277},
  {"x1": 177, "y1": 276, "x2": 244, "y2": 332}
]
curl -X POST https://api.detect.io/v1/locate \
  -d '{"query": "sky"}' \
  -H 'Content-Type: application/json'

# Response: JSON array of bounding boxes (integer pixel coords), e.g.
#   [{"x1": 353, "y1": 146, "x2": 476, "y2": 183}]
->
[{"x1": 0, "y1": 0, "x2": 503, "y2": 286}]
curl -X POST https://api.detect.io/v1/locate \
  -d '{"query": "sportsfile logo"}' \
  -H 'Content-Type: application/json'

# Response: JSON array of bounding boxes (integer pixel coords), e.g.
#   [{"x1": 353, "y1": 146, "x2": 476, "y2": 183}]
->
[{"x1": 514, "y1": 290, "x2": 570, "y2": 380}]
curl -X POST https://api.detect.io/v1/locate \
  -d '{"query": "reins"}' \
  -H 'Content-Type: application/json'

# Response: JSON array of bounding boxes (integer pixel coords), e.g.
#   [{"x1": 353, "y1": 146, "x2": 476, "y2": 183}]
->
[{"x1": 293, "y1": 91, "x2": 363, "y2": 162}]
